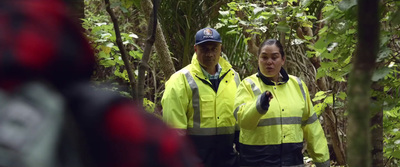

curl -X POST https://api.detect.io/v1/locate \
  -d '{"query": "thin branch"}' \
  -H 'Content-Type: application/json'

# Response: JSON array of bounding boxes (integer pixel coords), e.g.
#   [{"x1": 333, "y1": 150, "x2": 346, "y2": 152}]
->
[{"x1": 105, "y1": 0, "x2": 136, "y2": 99}]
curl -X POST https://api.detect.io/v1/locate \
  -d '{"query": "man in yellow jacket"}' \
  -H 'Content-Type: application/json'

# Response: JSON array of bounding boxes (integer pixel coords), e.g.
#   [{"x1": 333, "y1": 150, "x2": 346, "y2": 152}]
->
[{"x1": 162, "y1": 28, "x2": 240, "y2": 167}]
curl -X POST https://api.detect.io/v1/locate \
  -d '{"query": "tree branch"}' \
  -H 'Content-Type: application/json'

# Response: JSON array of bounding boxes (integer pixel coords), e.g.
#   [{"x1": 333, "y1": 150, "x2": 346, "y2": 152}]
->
[
  {"x1": 105, "y1": 0, "x2": 136, "y2": 99},
  {"x1": 137, "y1": 0, "x2": 159, "y2": 104}
]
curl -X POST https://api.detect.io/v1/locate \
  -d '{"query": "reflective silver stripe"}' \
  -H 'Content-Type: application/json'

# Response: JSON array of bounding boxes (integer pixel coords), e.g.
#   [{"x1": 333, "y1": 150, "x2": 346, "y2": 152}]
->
[
  {"x1": 182, "y1": 69, "x2": 200, "y2": 129},
  {"x1": 258, "y1": 117, "x2": 302, "y2": 126},
  {"x1": 295, "y1": 76, "x2": 306, "y2": 101},
  {"x1": 302, "y1": 113, "x2": 318, "y2": 126},
  {"x1": 234, "y1": 103, "x2": 245, "y2": 120},
  {"x1": 314, "y1": 160, "x2": 330, "y2": 167},
  {"x1": 257, "y1": 114, "x2": 318, "y2": 127},
  {"x1": 187, "y1": 126, "x2": 235, "y2": 135},
  {"x1": 233, "y1": 70, "x2": 240, "y2": 88},
  {"x1": 183, "y1": 69, "x2": 234, "y2": 136},
  {"x1": 245, "y1": 78, "x2": 261, "y2": 96}
]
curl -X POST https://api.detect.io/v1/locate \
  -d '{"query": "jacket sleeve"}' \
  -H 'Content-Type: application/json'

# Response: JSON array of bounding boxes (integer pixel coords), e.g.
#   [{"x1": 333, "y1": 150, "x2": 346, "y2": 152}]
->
[
  {"x1": 234, "y1": 79, "x2": 268, "y2": 130},
  {"x1": 232, "y1": 71, "x2": 241, "y2": 148},
  {"x1": 161, "y1": 73, "x2": 190, "y2": 130},
  {"x1": 301, "y1": 81, "x2": 330, "y2": 167}
]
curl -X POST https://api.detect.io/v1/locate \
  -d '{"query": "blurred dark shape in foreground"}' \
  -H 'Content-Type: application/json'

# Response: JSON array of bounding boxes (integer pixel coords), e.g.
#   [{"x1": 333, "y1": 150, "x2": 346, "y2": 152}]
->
[{"x1": 0, "y1": 1, "x2": 201, "y2": 167}]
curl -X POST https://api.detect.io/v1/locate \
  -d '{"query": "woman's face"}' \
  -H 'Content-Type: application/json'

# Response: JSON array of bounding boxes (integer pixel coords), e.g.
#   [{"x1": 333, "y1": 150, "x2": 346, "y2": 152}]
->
[{"x1": 258, "y1": 44, "x2": 285, "y2": 82}]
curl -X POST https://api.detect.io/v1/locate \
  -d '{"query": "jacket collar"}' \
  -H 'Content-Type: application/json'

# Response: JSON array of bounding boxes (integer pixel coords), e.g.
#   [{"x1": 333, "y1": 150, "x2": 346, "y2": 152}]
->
[
  {"x1": 257, "y1": 67, "x2": 289, "y2": 85},
  {"x1": 191, "y1": 53, "x2": 232, "y2": 78}
]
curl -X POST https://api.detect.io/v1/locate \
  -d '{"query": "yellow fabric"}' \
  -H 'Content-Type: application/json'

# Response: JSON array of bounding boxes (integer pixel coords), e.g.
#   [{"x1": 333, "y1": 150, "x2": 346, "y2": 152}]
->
[
  {"x1": 234, "y1": 74, "x2": 330, "y2": 163},
  {"x1": 162, "y1": 54, "x2": 240, "y2": 132}
]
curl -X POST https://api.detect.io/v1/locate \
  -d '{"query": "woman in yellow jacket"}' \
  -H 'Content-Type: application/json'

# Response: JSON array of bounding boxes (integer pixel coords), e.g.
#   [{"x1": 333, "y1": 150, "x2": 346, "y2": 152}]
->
[{"x1": 234, "y1": 39, "x2": 330, "y2": 167}]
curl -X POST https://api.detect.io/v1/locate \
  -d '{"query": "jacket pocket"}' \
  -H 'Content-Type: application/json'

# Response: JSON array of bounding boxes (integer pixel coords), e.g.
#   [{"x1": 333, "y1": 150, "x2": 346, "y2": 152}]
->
[{"x1": 201, "y1": 95, "x2": 215, "y2": 118}]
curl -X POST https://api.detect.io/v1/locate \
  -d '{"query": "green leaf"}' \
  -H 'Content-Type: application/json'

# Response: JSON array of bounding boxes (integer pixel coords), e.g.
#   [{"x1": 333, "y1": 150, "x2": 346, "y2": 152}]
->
[
  {"x1": 143, "y1": 98, "x2": 155, "y2": 113},
  {"x1": 318, "y1": 26, "x2": 328, "y2": 35},
  {"x1": 393, "y1": 150, "x2": 400, "y2": 159},
  {"x1": 303, "y1": 35, "x2": 313, "y2": 40},
  {"x1": 120, "y1": 6, "x2": 129, "y2": 13},
  {"x1": 115, "y1": 56, "x2": 124, "y2": 65},
  {"x1": 316, "y1": 68, "x2": 326, "y2": 79},
  {"x1": 100, "y1": 59, "x2": 116, "y2": 67},
  {"x1": 307, "y1": 15, "x2": 317, "y2": 20},
  {"x1": 227, "y1": 2, "x2": 238, "y2": 11},
  {"x1": 322, "y1": 5, "x2": 336, "y2": 13},
  {"x1": 277, "y1": 25, "x2": 290, "y2": 33},
  {"x1": 301, "y1": 0, "x2": 312, "y2": 7},
  {"x1": 313, "y1": 91, "x2": 327, "y2": 102},
  {"x1": 314, "y1": 37, "x2": 329, "y2": 52},
  {"x1": 346, "y1": 29, "x2": 356, "y2": 35},
  {"x1": 324, "y1": 94, "x2": 334, "y2": 104},
  {"x1": 338, "y1": 0, "x2": 357, "y2": 11},
  {"x1": 377, "y1": 47, "x2": 391, "y2": 62},
  {"x1": 98, "y1": 51, "x2": 108, "y2": 59},
  {"x1": 390, "y1": 9, "x2": 400, "y2": 27},
  {"x1": 320, "y1": 51, "x2": 334, "y2": 60},
  {"x1": 372, "y1": 67, "x2": 391, "y2": 81},
  {"x1": 337, "y1": 92, "x2": 347, "y2": 100},
  {"x1": 229, "y1": 18, "x2": 239, "y2": 24},
  {"x1": 320, "y1": 62, "x2": 336, "y2": 69},
  {"x1": 314, "y1": 103, "x2": 327, "y2": 116},
  {"x1": 121, "y1": 0, "x2": 134, "y2": 9}
]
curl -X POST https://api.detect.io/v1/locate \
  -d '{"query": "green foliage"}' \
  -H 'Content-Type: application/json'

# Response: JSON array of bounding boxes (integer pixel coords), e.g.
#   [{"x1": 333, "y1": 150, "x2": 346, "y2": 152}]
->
[
  {"x1": 143, "y1": 98, "x2": 155, "y2": 113},
  {"x1": 84, "y1": 0, "x2": 146, "y2": 97},
  {"x1": 83, "y1": 0, "x2": 400, "y2": 165}
]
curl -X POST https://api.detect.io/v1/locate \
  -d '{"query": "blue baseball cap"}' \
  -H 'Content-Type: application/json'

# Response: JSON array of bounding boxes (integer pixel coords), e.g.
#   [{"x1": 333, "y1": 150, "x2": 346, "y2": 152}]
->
[{"x1": 195, "y1": 28, "x2": 222, "y2": 45}]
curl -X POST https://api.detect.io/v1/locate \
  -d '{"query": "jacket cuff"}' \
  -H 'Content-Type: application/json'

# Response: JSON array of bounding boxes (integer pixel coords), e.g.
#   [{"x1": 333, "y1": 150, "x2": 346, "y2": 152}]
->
[{"x1": 256, "y1": 93, "x2": 269, "y2": 114}]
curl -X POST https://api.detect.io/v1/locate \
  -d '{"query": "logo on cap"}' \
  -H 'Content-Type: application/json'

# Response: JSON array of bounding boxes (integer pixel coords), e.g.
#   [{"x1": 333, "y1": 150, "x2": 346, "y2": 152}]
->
[{"x1": 204, "y1": 28, "x2": 213, "y2": 36}]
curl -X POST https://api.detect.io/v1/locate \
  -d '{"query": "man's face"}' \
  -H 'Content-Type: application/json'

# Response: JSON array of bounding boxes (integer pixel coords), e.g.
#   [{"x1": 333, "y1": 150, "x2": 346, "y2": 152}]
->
[{"x1": 194, "y1": 42, "x2": 221, "y2": 69}]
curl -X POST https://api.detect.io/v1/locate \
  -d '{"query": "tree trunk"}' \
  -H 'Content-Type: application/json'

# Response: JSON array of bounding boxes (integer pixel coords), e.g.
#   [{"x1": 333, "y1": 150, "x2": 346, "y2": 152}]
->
[
  {"x1": 371, "y1": 83, "x2": 384, "y2": 167},
  {"x1": 347, "y1": 0, "x2": 379, "y2": 167},
  {"x1": 141, "y1": 0, "x2": 176, "y2": 80},
  {"x1": 323, "y1": 107, "x2": 346, "y2": 165},
  {"x1": 137, "y1": 0, "x2": 158, "y2": 104}
]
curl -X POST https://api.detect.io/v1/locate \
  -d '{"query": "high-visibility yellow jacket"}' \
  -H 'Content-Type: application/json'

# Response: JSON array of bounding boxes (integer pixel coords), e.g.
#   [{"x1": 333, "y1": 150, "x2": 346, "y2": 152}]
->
[
  {"x1": 162, "y1": 54, "x2": 240, "y2": 167},
  {"x1": 234, "y1": 68, "x2": 330, "y2": 167}
]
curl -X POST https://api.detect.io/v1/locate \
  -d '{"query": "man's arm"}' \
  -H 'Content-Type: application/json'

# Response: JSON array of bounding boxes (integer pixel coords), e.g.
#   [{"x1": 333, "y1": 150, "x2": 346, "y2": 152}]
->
[{"x1": 161, "y1": 73, "x2": 190, "y2": 130}]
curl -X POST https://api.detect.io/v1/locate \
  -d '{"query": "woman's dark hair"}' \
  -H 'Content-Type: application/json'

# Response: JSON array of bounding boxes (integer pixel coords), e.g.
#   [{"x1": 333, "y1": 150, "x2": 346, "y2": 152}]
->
[{"x1": 257, "y1": 39, "x2": 285, "y2": 58}]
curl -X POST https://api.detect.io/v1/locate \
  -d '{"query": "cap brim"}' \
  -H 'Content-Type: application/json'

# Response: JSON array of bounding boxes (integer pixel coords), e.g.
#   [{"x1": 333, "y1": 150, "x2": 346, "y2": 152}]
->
[{"x1": 195, "y1": 39, "x2": 222, "y2": 45}]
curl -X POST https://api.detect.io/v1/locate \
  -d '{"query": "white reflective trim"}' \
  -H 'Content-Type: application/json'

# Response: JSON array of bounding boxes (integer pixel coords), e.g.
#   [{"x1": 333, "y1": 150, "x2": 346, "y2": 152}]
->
[
  {"x1": 302, "y1": 113, "x2": 318, "y2": 126},
  {"x1": 295, "y1": 76, "x2": 306, "y2": 101},
  {"x1": 234, "y1": 103, "x2": 245, "y2": 120},
  {"x1": 233, "y1": 70, "x2": 240, "y2": 88},
  {"x1": 245, "y1": 78, "x2": 261, "y2": 96},
  {"x1": 182, "y1": 69, "x2": 200, "y2": 129},
  {"x1": 183, "y1": 69, "x2": 235, "y2": 136},
  {"x1": 258, "y1": 117, "x2": 302, "y2": 126}
]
